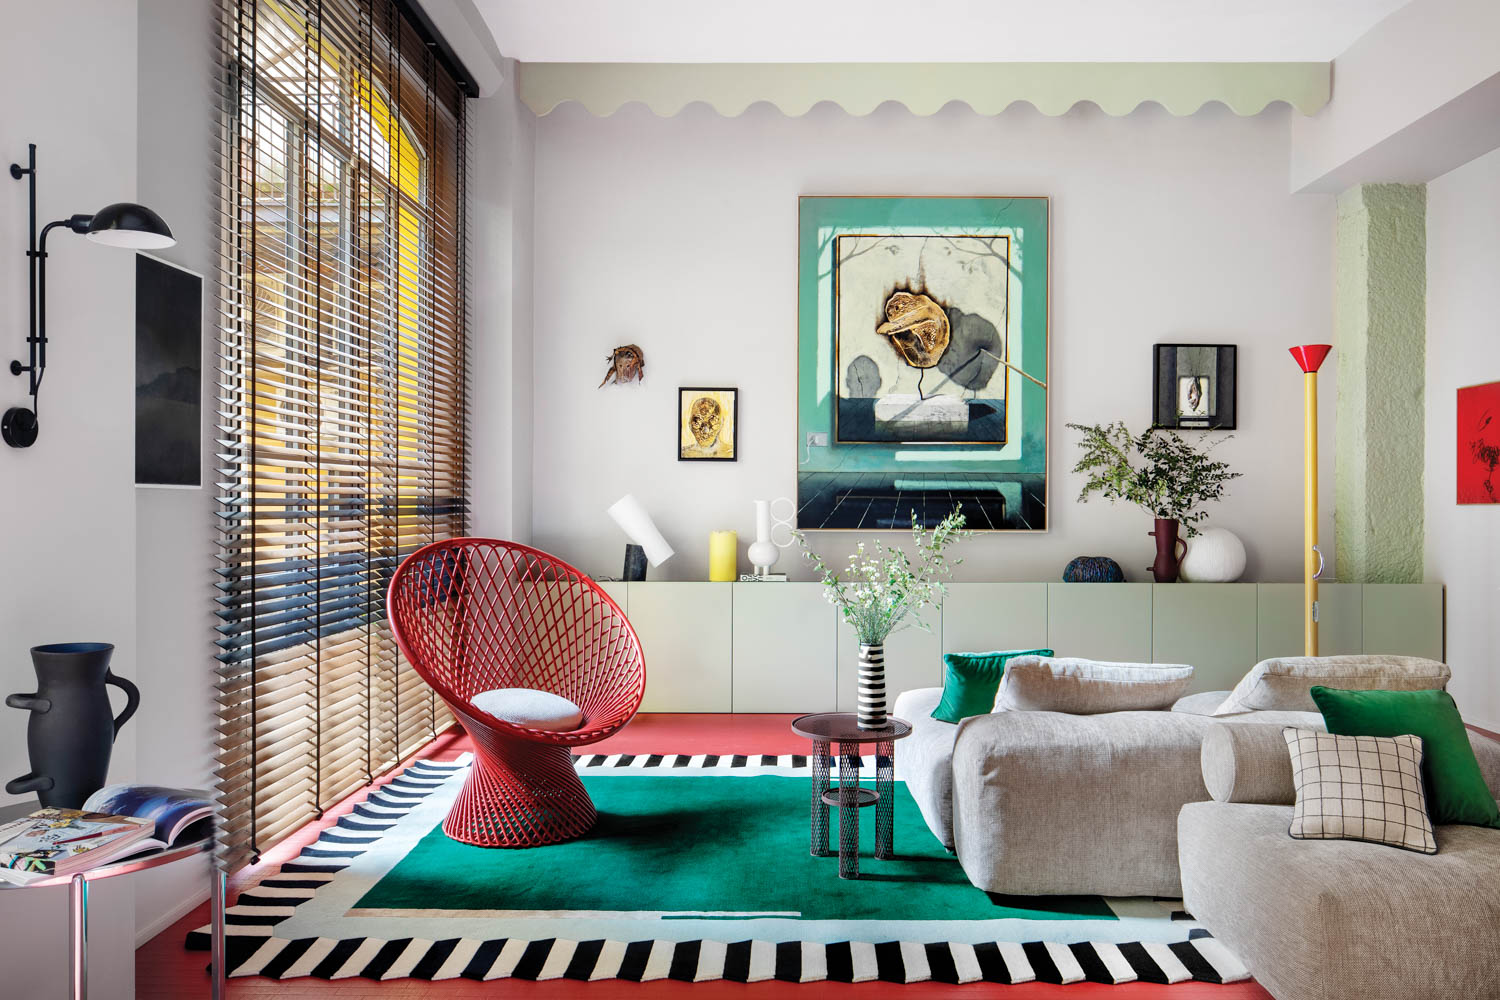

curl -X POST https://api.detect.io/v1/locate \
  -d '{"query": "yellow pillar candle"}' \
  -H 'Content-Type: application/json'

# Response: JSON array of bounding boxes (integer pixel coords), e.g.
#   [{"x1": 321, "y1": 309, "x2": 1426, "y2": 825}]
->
[{"x1": 708, "y1": 530, "x2": 738, "y2": 582}]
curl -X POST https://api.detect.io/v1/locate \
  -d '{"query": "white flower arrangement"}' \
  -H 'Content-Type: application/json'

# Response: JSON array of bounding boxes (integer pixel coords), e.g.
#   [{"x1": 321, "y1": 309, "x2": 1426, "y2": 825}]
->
[{"x1": 796, "y1": 507, "x2": 969, "y2": 646}]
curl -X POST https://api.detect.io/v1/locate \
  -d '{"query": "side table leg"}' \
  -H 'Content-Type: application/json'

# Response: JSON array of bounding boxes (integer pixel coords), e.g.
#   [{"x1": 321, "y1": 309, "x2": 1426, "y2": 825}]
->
[
  {"x1": 875, "y1": 739, "x2": 894, "y2": 859},
  {"x1": 809, "y1": 738, "x2": 830, "y2": 857},
  {"x1": 69, "y1": 873, "x2": 88, "y2": 1000},
  {"x1": 838, "y1": 743, "x2": 860, "y2": 879},
  {"x1": 211, "y1": 864, "x2": 227, "y2": 1000}
]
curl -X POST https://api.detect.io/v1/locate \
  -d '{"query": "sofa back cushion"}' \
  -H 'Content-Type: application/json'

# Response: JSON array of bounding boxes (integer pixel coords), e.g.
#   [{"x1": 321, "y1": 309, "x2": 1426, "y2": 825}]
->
[
  {"x1": 994, "y1": 656, "x2": 1194, "y2": 714},
  {"x1": 1213, "y1": 655, "x2": 1450, "y2": 716}
]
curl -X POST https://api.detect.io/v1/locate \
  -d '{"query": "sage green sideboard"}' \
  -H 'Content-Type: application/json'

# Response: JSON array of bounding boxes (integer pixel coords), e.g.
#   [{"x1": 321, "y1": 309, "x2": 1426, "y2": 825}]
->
[{"x1": 624, "y1": 582, "x2": 1444, "y2": 712}]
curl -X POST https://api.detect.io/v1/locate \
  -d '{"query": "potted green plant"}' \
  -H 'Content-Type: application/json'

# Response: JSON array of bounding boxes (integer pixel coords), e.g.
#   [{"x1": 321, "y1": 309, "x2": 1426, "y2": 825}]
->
[
  {"x1": 796, "y1": 508, "x2": 969, "y2": 728},
  {"x1": 1068, "y1": 422, "x2": 1242, "y2": 582}
]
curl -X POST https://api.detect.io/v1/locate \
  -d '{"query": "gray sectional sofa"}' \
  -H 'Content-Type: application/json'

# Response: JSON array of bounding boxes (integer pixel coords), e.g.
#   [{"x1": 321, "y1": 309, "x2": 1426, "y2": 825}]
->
[
  {"x1": 1179, "y1": 723, "x2": 1500, "y2": 1000},
  {"x1": 892, "y1": 683, "x2": 1325, "y2": 896},
  {"x1": 894, "y1": 655, "x2": 1499, "y2": 997}
]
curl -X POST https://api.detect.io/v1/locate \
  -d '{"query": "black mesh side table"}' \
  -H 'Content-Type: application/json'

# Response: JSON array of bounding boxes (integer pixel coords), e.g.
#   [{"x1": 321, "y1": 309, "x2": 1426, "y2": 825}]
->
[{"x1": 791, "y1": 713, "x2": 912, "y2": 879}]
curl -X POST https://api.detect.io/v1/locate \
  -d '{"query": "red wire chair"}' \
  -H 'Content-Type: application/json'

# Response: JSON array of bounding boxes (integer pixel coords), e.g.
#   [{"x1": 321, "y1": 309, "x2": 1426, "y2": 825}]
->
[{"x1": 387, "y1": 538, "x2": 646, "y2": 847}]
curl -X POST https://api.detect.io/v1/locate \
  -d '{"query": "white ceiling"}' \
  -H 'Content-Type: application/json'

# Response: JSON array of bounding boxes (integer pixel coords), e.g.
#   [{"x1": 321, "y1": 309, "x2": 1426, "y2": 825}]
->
[{"x1": 471, "y1": 0, "x2": 1411, "y2": 64}]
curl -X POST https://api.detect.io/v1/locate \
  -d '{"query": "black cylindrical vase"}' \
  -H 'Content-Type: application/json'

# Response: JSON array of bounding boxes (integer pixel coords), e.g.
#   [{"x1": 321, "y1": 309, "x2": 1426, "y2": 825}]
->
[{"x1": 5, "y1": 643, "x2": 139, "y2": 808}]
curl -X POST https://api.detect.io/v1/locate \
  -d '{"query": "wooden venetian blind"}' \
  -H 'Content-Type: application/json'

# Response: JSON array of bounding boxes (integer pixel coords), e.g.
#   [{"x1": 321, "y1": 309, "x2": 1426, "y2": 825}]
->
[{"x1": 214, "y1": 0, "x2": 468, "y2": 868}]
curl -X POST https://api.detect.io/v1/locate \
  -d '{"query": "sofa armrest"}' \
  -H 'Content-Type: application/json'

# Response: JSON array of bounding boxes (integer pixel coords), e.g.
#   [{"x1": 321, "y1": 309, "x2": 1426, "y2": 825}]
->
[
  {"x1": 951, "y1": 709, "x2": 1212, "y2": 897},
  {"x1": 1201, "y1": 723, "x2": 1296, "y2": 805}
]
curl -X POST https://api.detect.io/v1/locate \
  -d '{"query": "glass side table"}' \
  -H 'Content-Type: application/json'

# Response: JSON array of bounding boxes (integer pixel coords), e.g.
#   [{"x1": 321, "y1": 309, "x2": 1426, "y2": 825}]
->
[
  {"x1": 0, "y1": 802, "x2": 226, "y2": 1000},
  {"x1": 790, "y1": 713, "x2": 912, "y2": 879}
]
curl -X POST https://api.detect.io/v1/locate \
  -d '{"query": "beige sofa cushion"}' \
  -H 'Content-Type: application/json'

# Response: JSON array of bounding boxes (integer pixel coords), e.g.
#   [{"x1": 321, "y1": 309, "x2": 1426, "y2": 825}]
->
[
  {"x1": 1214, "y1": 655, "x2": 1450, "y2": 716},
  {"x1": 1284, "y1": 729, "x2": 1437, "y2": 854},
  {"x1": 994, "y1": 656, "x2": 1194, "y2": 714}
]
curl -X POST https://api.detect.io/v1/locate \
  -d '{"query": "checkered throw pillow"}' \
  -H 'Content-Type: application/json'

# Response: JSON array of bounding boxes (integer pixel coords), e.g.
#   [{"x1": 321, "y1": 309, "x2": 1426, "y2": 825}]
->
[{"x1": 1282, "y1": 728, "x2": 1437, "y2": 854}]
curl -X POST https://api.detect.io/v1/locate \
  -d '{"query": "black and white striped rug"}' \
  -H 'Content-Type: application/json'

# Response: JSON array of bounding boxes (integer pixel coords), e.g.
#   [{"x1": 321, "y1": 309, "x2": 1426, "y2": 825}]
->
[{"x1": 187, "y1": 753, "x2": 1250, "y2": 985}]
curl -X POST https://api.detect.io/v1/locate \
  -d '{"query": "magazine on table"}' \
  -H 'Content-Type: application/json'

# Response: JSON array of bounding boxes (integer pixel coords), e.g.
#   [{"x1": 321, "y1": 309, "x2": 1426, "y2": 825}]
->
[{"x1": 0, "y1": 786, "x2": 212, "y2": 886}]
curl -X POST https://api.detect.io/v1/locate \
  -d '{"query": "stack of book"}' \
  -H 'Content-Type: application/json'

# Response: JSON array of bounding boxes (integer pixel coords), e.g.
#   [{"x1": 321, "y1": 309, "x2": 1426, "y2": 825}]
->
[{"x1": 0, "y1": 785, "x2": 212, "y2": 886}]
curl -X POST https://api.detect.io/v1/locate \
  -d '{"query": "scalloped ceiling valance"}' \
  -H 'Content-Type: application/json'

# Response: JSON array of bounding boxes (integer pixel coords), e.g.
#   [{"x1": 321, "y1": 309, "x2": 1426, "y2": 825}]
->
[{"x1": 518, "y1": 62, "x2": 1330, "y2": 118}]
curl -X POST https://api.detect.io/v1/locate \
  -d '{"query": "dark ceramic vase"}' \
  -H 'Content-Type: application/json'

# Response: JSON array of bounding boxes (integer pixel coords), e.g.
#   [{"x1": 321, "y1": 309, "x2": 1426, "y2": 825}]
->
[
  {"x1": 5, "y1": 643, "x2": 138, "y2": 808},
  {"x1": 1148, "y1": 519, "x2": 1190, "y2": 583}
]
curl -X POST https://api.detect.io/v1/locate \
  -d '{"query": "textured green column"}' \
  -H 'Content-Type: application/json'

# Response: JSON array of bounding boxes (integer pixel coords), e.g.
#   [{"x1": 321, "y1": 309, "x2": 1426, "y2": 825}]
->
[{"x1": 1333, "y1": 184, "x2": 1425, "y2": 583}]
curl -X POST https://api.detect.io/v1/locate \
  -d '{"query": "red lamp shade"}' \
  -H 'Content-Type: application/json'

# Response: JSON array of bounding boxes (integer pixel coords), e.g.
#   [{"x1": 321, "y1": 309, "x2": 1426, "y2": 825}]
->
[{"x1": 1289, "y1": 344, "x2": 1332, "y2": 373}]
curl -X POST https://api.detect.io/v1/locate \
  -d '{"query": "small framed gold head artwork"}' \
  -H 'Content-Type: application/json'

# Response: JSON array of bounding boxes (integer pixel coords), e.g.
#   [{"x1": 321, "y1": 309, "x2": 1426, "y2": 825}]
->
[{"x1": 679, "y1": 387, "x2": 737, "y2": 461}]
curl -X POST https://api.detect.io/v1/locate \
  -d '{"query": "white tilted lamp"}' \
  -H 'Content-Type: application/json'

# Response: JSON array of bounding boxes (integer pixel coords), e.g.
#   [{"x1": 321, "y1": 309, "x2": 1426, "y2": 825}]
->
[{"x1": 607, "y1": 494, "x2": 675, "y2": 581}]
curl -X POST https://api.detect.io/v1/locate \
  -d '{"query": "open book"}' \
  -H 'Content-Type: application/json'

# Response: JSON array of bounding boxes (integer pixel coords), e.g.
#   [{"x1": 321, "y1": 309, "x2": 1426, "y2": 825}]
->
[
  {"x1": 81, "y1": 785, "x2": 214, "y2": 851},
  {"x1": 0, "y1": 786, "x2": 212, "y2": 886}
]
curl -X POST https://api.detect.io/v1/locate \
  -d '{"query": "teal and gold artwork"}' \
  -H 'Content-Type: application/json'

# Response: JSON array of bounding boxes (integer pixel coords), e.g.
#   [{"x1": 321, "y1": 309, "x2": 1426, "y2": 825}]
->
[{"x1": 798, "y1": 197, "x2": 1049, "y2": 531}]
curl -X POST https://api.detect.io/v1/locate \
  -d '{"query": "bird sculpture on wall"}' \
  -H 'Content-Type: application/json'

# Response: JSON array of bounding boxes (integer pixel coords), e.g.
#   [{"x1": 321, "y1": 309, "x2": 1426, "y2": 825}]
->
[{"x1": 599, "y1": 344, "x2": 646, "y2": 387}]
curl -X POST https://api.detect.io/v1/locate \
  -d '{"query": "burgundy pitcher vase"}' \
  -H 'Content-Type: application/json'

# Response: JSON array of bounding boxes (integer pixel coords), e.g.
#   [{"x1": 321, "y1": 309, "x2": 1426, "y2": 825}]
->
[{"x1": 1147, "y1": 519, "x2": 1189, "y2": 583}]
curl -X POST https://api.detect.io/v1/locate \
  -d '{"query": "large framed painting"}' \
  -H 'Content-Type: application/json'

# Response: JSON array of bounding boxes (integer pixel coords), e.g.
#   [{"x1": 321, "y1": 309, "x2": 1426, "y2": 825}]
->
[
  {"x1": 1457, "y1": 380, "x2": 1500, "y2": 504},
  {"x1": 797, "y1": 197, "x2": 1049, "y2": 531},
  {"x1": 135, "y1": 253, "x2": 203, "y2": 488}
]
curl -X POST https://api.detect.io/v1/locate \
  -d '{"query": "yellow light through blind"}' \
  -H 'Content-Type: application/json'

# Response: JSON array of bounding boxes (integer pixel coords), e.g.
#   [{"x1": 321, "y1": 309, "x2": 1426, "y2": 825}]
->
[{"x1": 214, "y1": 0, "x2": 468, "y2": 870}]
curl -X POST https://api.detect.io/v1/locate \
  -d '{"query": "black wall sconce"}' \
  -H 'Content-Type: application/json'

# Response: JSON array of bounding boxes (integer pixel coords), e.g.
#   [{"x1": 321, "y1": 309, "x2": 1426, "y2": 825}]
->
[{"x1": 5, "y1": 143, "x2": 176, "y2": 448}]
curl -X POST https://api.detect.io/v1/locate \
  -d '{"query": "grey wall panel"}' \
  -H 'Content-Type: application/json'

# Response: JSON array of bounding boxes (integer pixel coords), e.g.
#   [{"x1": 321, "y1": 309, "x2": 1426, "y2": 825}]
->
[
  {"x1": 1363, "y1": 583, "x2": 1445, "y2": 661},
  {"x1": 628, "y1": 582, "x2": 733, "y2": 711},
  {"x1": 733, "y1": 583, "x2": 838, "y2": 712},
  {"x1": 1255, "y1": 583, "x2": 1363, "y2": 661},
  {"x1": 941, "y1": 584, "x2": 1049, "y2": 654},
  {"x1": 1046, "y1": 583, "x2": 1153, "y2": 663},
  {"x1": 1152, "y1": 584, "x2": 1258, "y2": 692},
  {"x1": 598, "y1": 580, "x2": 628, "y2": 615}
]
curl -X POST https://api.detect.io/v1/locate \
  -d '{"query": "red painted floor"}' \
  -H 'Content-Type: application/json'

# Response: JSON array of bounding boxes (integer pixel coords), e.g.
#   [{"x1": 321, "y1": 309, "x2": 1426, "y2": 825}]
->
[{"x1": 137, "y1": 715, "x2": 1272, "y2": 999}]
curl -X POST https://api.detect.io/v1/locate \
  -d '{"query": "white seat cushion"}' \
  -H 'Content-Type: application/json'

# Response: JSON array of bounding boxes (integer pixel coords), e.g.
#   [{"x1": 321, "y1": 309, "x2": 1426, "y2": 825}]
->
[{"x1": 471, "y1": 688, "x2": 584, "y2": 731}]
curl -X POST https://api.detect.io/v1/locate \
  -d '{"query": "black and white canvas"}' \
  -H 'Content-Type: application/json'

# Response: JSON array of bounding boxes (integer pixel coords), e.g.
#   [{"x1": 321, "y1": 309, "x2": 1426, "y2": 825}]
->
[
  {"x1": 135, "y1": 254, "x2": 203, "y2": 487},
  {"x1": 1153, "y1": 344, "x2": 1236, "y2": 430}
]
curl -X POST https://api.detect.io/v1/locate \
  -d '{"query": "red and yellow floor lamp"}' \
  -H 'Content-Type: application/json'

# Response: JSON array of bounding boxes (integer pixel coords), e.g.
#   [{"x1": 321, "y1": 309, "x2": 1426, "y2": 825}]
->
[{"x1": 1289, "y1": 344, "x2": 1332, "y2": 656}]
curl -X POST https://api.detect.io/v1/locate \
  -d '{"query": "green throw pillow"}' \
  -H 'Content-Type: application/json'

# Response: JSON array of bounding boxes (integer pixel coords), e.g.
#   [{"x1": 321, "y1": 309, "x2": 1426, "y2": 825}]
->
[
  {"x1": 1310, "y1": 686, "x2": 1500, "y2": 829},
  {"x1": 931, "y1": 649, "x2": 1054, "y2": 724}
]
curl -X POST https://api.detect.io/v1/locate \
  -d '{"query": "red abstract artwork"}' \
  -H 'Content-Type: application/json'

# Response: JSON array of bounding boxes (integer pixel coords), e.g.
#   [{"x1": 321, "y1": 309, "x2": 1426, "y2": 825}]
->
[{"x1": 1458, "y1": 381, "x2": 1500, "y2": 504}]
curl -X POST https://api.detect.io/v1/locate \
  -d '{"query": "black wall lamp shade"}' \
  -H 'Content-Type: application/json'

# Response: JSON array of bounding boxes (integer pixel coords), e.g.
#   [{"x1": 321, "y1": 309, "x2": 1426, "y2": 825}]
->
[
  {"x1": 3, "y1": 144, "x2": 176, "y2": 448},
  {"x1": 84, "y1": 202, "x2": 175, "y2": 249}
]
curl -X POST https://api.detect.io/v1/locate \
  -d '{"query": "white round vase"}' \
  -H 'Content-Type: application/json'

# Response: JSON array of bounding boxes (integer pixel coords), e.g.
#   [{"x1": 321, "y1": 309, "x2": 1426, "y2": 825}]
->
[{"x1": 1178, "y1": 527, "x2": 1247, "y2": 583}]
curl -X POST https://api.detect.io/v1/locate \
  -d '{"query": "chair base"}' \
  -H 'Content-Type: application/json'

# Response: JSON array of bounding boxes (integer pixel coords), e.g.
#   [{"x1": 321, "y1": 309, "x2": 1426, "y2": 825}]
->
[{"x1": 444, "y1": 736, "x2": 597, "y2": 847}]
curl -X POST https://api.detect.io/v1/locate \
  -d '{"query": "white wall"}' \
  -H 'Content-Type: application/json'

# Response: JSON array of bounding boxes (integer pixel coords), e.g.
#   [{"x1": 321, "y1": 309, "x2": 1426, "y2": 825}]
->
[
  {"x1": 529, "y1": 101, "x2": 1336, "y2": 584},
  {"x1": 132, "y1": 0, "x2": 219, "y2": 946},
  {"x1": 1290, "y1": 0, "x2": 1500, "y2": 192},
  {"x1": 1426, "y1": 146, "x2": 1500, "y2": 732},
  {"x1": 469, "y1": 60, "x2": 537, "y2": 541},
  {"x1": 0, "y1": 2, "x2": 141, "y2": 996}
]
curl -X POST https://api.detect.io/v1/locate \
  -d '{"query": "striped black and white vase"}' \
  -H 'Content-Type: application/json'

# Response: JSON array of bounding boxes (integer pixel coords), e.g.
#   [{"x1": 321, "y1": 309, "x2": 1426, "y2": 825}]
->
[{"x1": 857, "y1": 643, "x2": 887, "y2": 729}]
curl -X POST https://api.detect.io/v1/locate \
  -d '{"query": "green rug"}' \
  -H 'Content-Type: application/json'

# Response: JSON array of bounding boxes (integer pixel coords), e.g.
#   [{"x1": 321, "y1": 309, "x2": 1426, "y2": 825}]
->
[
  {"x1": 187, "y1": 754, "x2": 1253, "y2": 985},
  {"x1": 358, "y1": 773, "x2": 1113, "y2": 923}
]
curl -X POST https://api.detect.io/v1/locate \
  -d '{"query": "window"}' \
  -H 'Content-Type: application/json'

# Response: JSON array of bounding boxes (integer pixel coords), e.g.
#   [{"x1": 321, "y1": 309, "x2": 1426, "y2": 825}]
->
[{"x1": 215, "y1": 0, "x2": 468, "y2": 867}]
